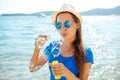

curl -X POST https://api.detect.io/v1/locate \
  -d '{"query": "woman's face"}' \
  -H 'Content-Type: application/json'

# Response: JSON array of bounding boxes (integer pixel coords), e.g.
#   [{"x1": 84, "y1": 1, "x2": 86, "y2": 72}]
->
[{"x1": 56, "y1": 12, "x2": 79, "y2": 42}]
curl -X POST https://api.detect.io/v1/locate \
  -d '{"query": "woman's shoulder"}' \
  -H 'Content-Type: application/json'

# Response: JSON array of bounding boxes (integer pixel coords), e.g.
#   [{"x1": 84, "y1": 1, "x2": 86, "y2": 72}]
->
[{"x1": 85, "y1": 47, "x2": 94, "y2": 64}]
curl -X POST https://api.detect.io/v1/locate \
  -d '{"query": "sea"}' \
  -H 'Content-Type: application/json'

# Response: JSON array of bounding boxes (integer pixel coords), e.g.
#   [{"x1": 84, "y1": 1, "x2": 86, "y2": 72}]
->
[{"x1": 0, "y1": 15, "x2": 120, "y2": 80}]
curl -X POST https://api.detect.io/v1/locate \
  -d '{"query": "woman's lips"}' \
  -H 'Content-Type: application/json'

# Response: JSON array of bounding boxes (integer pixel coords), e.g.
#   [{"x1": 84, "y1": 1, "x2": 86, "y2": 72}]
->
[{"x1": 61, "y1": 33, "x2": 67, "y2": 37}]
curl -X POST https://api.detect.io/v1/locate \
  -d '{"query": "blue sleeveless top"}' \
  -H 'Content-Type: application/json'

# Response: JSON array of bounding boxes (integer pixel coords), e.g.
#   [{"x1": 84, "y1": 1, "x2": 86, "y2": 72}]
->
[{"x1": 44, "y1": 41, "x2": 94, "y2": 80}]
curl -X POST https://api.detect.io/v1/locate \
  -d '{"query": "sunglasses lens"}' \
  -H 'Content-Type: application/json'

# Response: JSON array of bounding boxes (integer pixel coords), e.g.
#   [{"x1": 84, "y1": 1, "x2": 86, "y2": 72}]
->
[
  {"x1": 55, "y1": 21, "x2": 72, "y2": 29},
  {"x1": 64, "y1": 21, "x2": 71, "y2": 28},
  {"x1": 55, "y1": 23, "x2": 61, "y2": 29}
]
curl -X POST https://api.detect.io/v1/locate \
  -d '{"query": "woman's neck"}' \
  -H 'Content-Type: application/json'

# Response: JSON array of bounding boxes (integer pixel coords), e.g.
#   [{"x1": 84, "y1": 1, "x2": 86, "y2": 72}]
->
[
  {"x1": 60, "y1": 40, "x2": 75, "y2": 57},
  {"x1": 60, "y1": 39, "x2": 75, "y2": 52},
  {"x1": 61, "y1": 39, "x2": 73, "y2": 47}
]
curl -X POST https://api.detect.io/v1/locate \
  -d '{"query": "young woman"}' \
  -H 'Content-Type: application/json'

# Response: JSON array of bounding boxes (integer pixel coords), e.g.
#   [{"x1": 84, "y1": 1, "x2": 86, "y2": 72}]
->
[{"x1": 29, "y1": 4, "x2": 94, "y2": 80}]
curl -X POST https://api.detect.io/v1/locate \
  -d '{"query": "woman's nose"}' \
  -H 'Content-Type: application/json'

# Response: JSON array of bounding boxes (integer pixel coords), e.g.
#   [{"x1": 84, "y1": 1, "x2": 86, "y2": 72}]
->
[{"x1": 61, "y1": 24, "x2": 66, "y2": 31}]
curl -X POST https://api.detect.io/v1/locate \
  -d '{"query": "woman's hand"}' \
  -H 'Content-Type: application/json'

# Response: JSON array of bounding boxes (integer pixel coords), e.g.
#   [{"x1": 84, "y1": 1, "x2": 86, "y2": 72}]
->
[
  {"x1": 35, "y1": 34, "x2": 48, "y2": 49},
  {"x1": 49, "y1": 63, "x2": 69, "y2": 77},
  {"x1": 49, "y1": 63, "x2": 81, "y2": 80}
]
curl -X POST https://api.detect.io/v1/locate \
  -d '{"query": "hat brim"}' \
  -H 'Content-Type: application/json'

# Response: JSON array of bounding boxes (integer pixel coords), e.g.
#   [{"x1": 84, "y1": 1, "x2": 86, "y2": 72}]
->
[{"x1": 51, "y1": 10, "x2": 83, "y2": 23}]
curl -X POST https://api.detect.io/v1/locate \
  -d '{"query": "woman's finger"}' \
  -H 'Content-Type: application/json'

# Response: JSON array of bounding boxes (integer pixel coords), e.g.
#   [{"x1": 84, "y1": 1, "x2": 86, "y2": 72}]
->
[{"x1": 39, "y1": 34, "x2": 48, "y2": 40}]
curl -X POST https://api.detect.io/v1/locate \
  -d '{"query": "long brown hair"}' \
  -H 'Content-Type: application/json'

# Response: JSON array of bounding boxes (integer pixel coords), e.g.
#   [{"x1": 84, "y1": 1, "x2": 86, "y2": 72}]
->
[
  {"x1": 56, "y1": 12, "x2": 85, "y2": 77},
  {"x1": 71, "y1": 12, "x2": 85, "y2": 78}
]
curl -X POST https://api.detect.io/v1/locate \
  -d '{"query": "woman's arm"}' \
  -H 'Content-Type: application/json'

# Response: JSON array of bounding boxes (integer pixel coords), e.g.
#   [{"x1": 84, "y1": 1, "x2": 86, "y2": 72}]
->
[
  {"x1": 29, "y1": 34, "x2": 48, "y2": 72},
  {"x1": 65, "y1": 63, "x2": 92, "y2": 80},
  {"x1": 29, "y1": 47, "x2": 47, "y2": 72},
  {"x1": 64, "y1": 67, "x2": 81, "y2": 80},
  {"x1": 80, "y1": 63, "x2": 92, "y2": 80},
  {"x1": 49, "y1": 63, "x2": 81, "y2": 80},
  {"x1": 49, "y1": 62, "x2": 92, "y2": 80}
]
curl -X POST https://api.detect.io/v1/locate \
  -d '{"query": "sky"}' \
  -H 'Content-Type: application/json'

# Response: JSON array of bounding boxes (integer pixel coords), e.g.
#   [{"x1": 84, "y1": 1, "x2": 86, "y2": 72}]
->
[{"x1": 0, "y1": 0, "x2": 120, "y2": 14}]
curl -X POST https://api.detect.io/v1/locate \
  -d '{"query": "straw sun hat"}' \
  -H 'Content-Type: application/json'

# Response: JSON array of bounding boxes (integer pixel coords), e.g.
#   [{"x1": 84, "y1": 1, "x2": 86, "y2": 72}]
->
[{"x1": 51, "y1": 4, "x2": 83, "y2": 23}]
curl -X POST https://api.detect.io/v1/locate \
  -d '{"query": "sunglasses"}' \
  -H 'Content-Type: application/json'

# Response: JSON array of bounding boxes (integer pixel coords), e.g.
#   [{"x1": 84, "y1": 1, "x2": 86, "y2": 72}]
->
[{"x1": 55, "y1": 21, "x2": 75, "y2": 29}]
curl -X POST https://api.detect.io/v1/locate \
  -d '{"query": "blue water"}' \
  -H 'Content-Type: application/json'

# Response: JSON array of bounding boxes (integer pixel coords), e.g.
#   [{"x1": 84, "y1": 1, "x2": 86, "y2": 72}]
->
[{"x1": 0, "y1": 15, "x2": 120, "y2": 80}]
